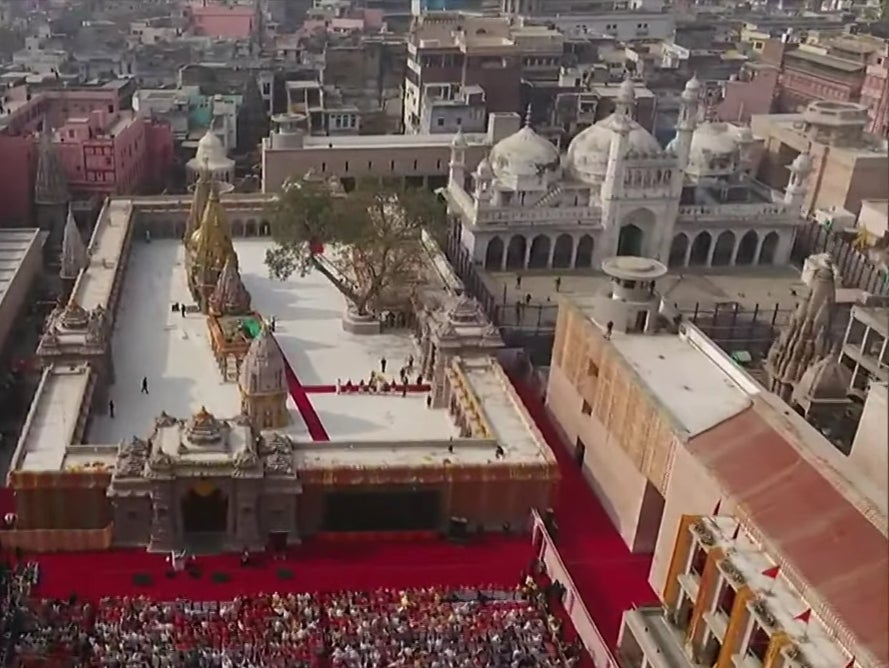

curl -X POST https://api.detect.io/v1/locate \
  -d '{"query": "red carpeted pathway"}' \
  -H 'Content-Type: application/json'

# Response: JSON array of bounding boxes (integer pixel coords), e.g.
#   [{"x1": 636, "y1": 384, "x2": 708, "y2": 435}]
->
[
  {"x1": 276, "y1": 339, "x2": 330, "y2": 442},
  {"x1": 301, "y1": 384, "x2": 432, "y2": 394},
  {"x1": 29, "y1": 536, "x2": 532, "y2": 602},
  {"x1": 508, "y1": 372, "x2": 658, "y2": 648}
]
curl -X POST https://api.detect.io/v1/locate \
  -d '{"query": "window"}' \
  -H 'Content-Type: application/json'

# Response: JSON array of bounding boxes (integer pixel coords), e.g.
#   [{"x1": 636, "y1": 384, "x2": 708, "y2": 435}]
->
[
  {"x1": 413, "y1": 159, "x2": 418, "y2": 170},
  {"x1": 321, "y1": 162, "x2": 326, "y2": 172},
  {"x1": 581, "y1": 400, "x2": 592, "y2": 415},
  {"x1": 689, "y1": 544, "x2": 707, "y2": 576},
  {"x1": 367, "y1": 160, "x2": 373, "y2": 170},
  {"x1": 715, "y1": 581, "x2": 736, "y2": 617},
  {"x1": 390, "y1": 160, "x2": 395, "y2": 171},
  {"x1": 747, "y1": 624, "x2": 770, "y2": 663},
  {"x1": 344, "y1": 160, "x2": 349, "y2": 172},
  {"x1": 437, "y1": 117, "x2": 445, "y2": 127}
]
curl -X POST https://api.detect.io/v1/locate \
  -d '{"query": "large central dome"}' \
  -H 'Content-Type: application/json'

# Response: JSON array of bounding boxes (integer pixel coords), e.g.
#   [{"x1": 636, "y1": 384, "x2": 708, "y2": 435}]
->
[
  {"x1": 488, "y1": 125, "x2": 561, "y2": 180},
  {"x1": 566, "y1": 114, "x2": 662, "y2": 184}
]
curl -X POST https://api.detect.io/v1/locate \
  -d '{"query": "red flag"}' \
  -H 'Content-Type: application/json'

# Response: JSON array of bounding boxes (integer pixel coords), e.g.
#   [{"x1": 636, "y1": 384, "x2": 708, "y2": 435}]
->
[
  {"x1": 713, "y1": 499, "x2": 722, "y2": 515},
  {"x1": 794, "y1": 609, "x2": 812, "y2": 625},
  {"x1": 761, "y1": 565, "x2": 780, "y2": 579},
  {"x1": 731, "y1": 522, "x2": 741, "y2": 540},
  {"x1": 844, "y1": 657, "x2": 855, "y2": 668}
]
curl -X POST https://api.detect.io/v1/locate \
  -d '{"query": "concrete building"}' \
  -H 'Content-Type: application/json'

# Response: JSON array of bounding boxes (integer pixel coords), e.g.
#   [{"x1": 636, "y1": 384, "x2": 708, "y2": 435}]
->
[
  {"x1": 261, "y1": 111, "x2": 503, "y2": 192},
  {"x1": 185, "y1": 0, "x2": 258, "y2": 40},
  {"x1": 848, "y1": 381, "x2": 888, "y2": 492},
  {"x1": 0, "y1": 83, "x2": 175, "y2": 226},
  {"x1": 544, "y1": 265, "x2": 887, "y2": 668},
  {"x1": 839, "y1": 304, "x2": 888, "y2": 396},
  {"x1": 444, "y1": 77, "x2": 805, "y2": 273},
  {"x1": 403, "y1": 14, "x2": 524, "y2": 135},
  {"x1": 861, "y1": 40, "x2": 889, "y2": 138},
  {"x1": 715, "y1": 63, "x2": 780, "y2": 124},
  {"x1": 752, "y1": 101, "x2": 889, "y2": 216}
]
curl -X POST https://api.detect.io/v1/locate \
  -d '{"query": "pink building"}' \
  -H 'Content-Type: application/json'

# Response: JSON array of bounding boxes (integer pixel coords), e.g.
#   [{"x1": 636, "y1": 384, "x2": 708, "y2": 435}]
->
[
  {"x1": 0, "y1": 84, "x2": 174, "y2": 225},
  {"x1": 715, "y1": 63, "x2": 779, "y2": 124},
  {"x1": 860, "y1": 43, "x2": 889, "y2": 138},
  {"x1": 187, "y1": 0, "x2": 256, "y2": 39}
]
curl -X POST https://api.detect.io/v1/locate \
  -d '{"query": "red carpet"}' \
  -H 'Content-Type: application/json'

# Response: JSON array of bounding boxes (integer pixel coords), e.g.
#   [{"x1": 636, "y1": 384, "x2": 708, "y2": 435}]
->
[
  {"x1": 29, "y1": 536, "x2": 532, "y2": 602},
  {"x1": 276, "y1": 338, "x2": 330, "y2": 442},
  {"x1": 508, "y1": 373, "x2": 657, "y2": 648},
  {"x1": 302, "y1": 384, "x2": 432, "y2": 394}
]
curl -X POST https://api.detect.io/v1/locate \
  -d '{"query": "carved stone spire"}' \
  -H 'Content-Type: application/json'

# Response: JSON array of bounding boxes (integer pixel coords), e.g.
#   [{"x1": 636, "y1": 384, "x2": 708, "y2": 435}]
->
[
  {"x1": 34, "y1": 131, "x2": 69, "y2": 205},
  {"x1": 209, "y1": 256, "x2": 252, "y2": 316},
  {"x1": 238, "y1": 324, "x2": 290, "y2": 430},
  {"x1": 765, "y1": 256, "x2": 837, "y2": 400},
  {"x1": 185, "y1": 165, "x2": 213, "y2": 247},
  {"x1": 60, "y1": 206, "x2": 87, "y2": 280}
]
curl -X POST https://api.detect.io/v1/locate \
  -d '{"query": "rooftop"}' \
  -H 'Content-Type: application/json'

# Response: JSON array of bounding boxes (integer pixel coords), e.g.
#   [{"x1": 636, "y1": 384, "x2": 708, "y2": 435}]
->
[
  {"x1": 13, "y1": 220, "x2": 551, "y2": 475},
  {"x1": 299, "y1": 132, "x2": 489, "y2": 150},
  {"x1": 0, "y1": 228, "x2": 42, "y2": 310}
]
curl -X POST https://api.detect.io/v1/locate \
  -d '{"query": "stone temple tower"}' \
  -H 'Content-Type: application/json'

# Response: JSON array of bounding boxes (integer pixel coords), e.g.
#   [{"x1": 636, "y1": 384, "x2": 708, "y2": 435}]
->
[
  {"x1": 59, "y1": 206, "x2": 88, "y2": 299},
  {"x1": 239, "y1": 326, "x2": 290, "y2": 430},
  {"x1": 34, "y1": 131, "x2": 70, "y2": 265}
]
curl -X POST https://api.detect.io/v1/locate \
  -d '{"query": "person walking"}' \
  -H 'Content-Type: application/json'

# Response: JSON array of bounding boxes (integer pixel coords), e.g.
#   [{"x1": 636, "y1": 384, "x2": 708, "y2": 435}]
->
[{"x1": 141, "y1": 377, "x2": 149, "y2": 394}]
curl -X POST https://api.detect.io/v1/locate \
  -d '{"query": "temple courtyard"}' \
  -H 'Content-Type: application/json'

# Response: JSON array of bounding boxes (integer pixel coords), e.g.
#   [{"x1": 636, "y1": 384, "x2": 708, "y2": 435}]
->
[{"x1": 88, "y1": 239, "x2": 460, "y2": 445}]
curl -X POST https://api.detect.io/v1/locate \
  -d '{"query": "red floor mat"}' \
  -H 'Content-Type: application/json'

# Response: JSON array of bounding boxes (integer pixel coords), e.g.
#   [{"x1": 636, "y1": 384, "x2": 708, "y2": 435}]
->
[{"x1": 276, "y1": 337, "x2": 330, "y2": 442}]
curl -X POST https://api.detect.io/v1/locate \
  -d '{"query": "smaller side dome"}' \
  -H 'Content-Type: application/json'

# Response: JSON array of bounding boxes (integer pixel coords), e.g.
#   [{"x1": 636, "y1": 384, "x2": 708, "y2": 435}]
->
[
  {"x1": 791, "y1": 152, "x2": 814, "y2": 175},
  {"x1": 451, "y1": 127, "x2": 468, "y2": 149},
  {"x1": 475, "y1": 156, "x2": 494, "y2": 180},
  {"x1": 194, "y1": 130, "x2": 232, "y2": 170},
  {"x1": 239, "y1": 326, "x2": 287, "y2": 395}
]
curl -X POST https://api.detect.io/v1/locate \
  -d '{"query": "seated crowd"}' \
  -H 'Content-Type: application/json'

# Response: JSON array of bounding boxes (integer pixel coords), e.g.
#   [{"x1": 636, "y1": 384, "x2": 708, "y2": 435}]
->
[
  {"x1": 0, "y1": 561, "x2": 39, "y2": 666},
  {"x1": 12, "y1": 572, "x2": 578, "y2": 668}
]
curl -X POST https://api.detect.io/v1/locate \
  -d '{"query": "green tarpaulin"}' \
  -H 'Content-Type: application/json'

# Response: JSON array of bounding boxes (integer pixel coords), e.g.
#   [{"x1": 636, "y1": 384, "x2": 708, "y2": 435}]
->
[{"x1": 241, "y1": 318, "x2": 262, "y2": 339}]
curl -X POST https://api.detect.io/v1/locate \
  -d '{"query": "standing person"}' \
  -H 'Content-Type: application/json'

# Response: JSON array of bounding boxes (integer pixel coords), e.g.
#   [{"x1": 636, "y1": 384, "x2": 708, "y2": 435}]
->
[
  {"x1": 380, "y1": 357, "x2": 387, "y2": 374},
  {"x1": 515, "y1": 274, "x2": 522, "y2": 289},
  {"x1": 108, "y1": 400, "x2": 115, "y2": 418},
  {"x1": 555, "y1": 277, "x2": 562, "y2": 292},
  {"x1": 141, "y1": 377, "x2": 149, "y2": 394}
]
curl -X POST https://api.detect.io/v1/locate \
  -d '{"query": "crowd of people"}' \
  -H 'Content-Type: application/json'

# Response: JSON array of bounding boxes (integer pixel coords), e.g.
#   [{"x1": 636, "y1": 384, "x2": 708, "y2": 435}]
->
[
  {"x1": 0, "y1": 561, "x2": 39, "y2": 666},
  {"x1": 9, "y1": 570, "x2": 581, "y2": 668}
]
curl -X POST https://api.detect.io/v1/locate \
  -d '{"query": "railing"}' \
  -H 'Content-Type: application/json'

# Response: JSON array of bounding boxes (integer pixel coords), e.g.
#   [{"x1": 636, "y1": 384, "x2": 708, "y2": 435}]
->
[{"x1": 530, "y1": 510, "x2": 620, "y2": 668}]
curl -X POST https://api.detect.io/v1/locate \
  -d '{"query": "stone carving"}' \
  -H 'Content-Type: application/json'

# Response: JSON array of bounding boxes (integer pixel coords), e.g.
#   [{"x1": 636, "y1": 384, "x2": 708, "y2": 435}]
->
[
  {"x1": 260, "y1": 433, "x2": 295, "y2": 476},
  {"x1": 234, "y1": 446, "x2": 260, "y2": 470},
  {"x1": 86, "y1": 305, "x2": 107, "y2": 344},
  {"x1": 720, "y1": 559, "x2": 746, "y2": 586},
  {"x1": 691, "y1": 520, "x2": 716, "y2": 546},
  {"x1": 116, "y1": 437, "x2": 149, "y2": 477},
  {"x1": 155, "y1": 411, "x2": 178, "y2": 428},
  {"x1": 209, "y1": 257, "x2": 252, "y2": 316},
  {"x1": 148, "y1": 449, "x2": 174, "y2": 471},
  {"x1": 751, "y1": 598, "x2": 778, "y2": 629},
  {"x1": 59, "y1": 299, "x2": 89, "y2": 330}
]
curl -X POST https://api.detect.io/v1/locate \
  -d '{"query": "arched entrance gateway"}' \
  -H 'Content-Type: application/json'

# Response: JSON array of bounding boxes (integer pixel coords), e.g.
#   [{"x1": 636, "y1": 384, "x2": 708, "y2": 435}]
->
[{"x1": 181, "y1": 481, "x2": 229, "y2": 534}]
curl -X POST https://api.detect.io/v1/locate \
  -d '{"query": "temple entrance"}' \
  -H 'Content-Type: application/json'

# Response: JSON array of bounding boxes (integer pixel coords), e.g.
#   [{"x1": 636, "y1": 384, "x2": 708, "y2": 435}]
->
[
  {"x1": 323, "y1": 488, "x2": 441, "y2": 532},
  {"x1": 181, "y1": 483, "x2": 228, "y2": 535}
]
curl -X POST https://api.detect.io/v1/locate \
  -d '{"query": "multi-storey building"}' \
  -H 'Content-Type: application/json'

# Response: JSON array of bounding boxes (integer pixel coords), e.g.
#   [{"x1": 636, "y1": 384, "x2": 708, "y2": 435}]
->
[
  {"x1": 403, "y1": 13, "x2": 524, "y2": 134},
  {"x1": 545, "y1": 259, "x2": 887, "y2": 668},
  {"x1": 860, "y1": 41, "x2": 889, "y2": 137},
  {"x1": 444, "y1": 76, "x2": 806, "y2": 273},
  {"x1": 0, "y1": 83, "x2": 174, "y2": 226},
  {"x1": 752, "y1": 101, "x2": 889, "y2": 216}
]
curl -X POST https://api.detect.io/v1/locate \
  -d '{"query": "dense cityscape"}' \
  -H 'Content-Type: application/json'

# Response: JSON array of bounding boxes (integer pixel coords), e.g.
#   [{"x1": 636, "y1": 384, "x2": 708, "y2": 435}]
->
[{"x1": 0, "y1": 0, "x2": 887, "y2": 667}]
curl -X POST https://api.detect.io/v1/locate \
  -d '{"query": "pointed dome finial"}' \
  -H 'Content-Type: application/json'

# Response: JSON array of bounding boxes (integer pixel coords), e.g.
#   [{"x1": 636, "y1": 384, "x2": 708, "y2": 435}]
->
[
  {"x1": 524, "y1": 103, "x2": 533, "y2": 127},
  {"x1": 60, "y1": 205, "x2": 87, "y2": 280}
]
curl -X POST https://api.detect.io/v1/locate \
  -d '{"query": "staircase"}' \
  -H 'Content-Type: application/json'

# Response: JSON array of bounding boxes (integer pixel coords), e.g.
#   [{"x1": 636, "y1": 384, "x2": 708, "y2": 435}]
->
[{"x1": 534, "y1": 185, "x2": 563, "y2": 208}]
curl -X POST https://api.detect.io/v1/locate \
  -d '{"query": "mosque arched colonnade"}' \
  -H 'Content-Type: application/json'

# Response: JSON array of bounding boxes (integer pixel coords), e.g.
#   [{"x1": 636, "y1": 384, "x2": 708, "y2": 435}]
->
[
  {"x1": 482, "y1": 232, "x2": 598, "y2": 271},
  {"x1": 667, "y1": 228, "x2": 787, "y2": 269},
  {"x1": 140, "y1": 216, "x2": 275, "y2": 240}
]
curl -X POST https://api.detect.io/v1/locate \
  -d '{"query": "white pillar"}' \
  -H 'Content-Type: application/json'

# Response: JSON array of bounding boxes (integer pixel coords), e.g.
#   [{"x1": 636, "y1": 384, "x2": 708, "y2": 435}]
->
[
  {"x1": 706, "y1": 237, "x2": 716, "y2": 267},
  {"x1": 523, "y1": 240, "x2": 532, "y2": 269},
  {"x1": 547, "y1": 237, "x2": 556, "y2": 268},
  {"x1": 683, "y1": 240, "x2": 692, "y2": 267},
  {"x1": 729, "y1": 233, "x2": 741, "y2": 266},
  {"x1": 571, "y1": 237, "x2": 581, "y2": 268},
  {"x1": 754, "y1": 235, "x2": 766, "y2": 264}
]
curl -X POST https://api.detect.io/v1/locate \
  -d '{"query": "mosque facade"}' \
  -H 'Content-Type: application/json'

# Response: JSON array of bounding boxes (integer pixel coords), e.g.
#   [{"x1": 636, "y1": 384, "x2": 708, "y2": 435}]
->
[{"x1": 444, "y1": 76, "x2": 813, "y2": 273}]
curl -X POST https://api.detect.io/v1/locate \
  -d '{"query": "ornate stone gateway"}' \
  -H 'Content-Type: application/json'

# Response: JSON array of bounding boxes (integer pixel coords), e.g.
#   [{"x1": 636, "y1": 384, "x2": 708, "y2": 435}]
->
[{"x1": 181, "y1": 482, "x2": 229, "y2": 534}]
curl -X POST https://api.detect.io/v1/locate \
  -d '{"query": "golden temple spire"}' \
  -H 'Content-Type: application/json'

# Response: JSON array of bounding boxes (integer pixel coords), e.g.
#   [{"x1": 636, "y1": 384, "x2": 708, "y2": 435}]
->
[
  {"x1": 185, "y1": 163, "x2": 213, "y2": 247},
  {"x1": 190, "y1": 179, "x2": 236, "y2": 272}
]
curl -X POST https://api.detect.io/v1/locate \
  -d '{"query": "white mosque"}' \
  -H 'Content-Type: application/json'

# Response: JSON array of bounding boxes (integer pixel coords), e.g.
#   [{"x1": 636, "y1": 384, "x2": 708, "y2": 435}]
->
[{"x1": 444, "y1": 76, "x2": 813, "y2": 272}]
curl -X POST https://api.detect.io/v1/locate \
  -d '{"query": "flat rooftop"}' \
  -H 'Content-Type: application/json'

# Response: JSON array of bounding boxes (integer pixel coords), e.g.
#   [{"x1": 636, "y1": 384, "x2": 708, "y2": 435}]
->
[
  {"x1": 0, "y1": 228, "x2": 41, "y2": 309},
  {"x1": 300, "y1": 132, "x2": 488, "y2": 149},
  {"x1": 573, "y1": 296, "x2": 753, "y2": 438}
]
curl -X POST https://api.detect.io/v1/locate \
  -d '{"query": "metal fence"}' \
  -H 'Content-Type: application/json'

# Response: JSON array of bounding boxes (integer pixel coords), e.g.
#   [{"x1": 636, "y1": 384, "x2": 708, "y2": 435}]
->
[
  {"x1": 446, "y1": 221, "x2": 882, "y2": 362},
  {"x1": 791, "y1": 219, "x2": 889, "y2": 295}
]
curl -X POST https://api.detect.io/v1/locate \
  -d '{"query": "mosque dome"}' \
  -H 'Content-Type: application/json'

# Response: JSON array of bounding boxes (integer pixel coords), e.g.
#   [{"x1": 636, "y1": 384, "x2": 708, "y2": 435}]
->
[
  {"x1": 670, "y1": 122, "x2": 742, "y2": 176},
  {"x1": 239, "y1": 326, "x2": 287, "y2": 395},
  {"x1": 566, "y1": 114, "x2": 662, "y2": 183},
  {"x1": 488, "y1": 125, "x2": 561, "y2": 180},
  {"x1": 193, "y1": 130, "x2": 233, "y2": 170},
  {"x1": 791, "y1": 151, "x2": 814, "y2": 175},
  {"x1": 475, "y1": 156, "x2": 494, "y2": 181}
]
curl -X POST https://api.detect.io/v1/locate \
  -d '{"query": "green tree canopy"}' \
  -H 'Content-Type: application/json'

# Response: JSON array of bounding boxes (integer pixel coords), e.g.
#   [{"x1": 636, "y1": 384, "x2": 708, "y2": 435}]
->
[{"x1": 265, "y1": 177, "x2": 448, "y2": 315}]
